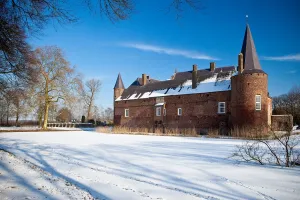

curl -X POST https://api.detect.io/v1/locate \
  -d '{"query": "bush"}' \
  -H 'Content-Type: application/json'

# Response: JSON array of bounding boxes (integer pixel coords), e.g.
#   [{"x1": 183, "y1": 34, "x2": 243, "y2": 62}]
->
[{"x1": 231, "y1": 124, "x2": 300, "y2": 167}]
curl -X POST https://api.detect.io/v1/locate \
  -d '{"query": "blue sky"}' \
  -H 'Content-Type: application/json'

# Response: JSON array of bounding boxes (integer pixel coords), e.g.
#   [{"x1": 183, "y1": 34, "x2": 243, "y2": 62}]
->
[{"x1": 30, "y1": 0, "x2": 300, "y2": 108}]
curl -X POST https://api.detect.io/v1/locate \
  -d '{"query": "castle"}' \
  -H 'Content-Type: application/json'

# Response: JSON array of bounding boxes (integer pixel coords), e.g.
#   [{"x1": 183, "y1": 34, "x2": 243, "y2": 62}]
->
[{"x1": 113, "y1": 24, "x2": 291, "y2": 134}]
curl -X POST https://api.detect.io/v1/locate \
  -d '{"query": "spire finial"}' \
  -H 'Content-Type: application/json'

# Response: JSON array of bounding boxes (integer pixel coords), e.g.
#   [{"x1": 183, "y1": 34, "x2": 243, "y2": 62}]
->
[{"x1": 246, "y1": 15, "x2": 248, "y2": 24}]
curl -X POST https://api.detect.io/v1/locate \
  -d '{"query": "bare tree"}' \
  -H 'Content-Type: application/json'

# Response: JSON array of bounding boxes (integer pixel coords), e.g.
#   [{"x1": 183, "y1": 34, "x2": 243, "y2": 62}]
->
[
  {"x1": 1, "y1": 90, "x2": 14, "y2": 126},
  {"x1": 92, "y1": 105, "x2": 101, "y2": 122},
  {"x1": 1, "y1": 1, "x2": 42, "y2": 89},
  {"x1": 0, "y1": 97, "x2": 6, "y2": 125},
  {"x1": 33, "y1": 46, "x2": 80, "y2": 129},
  {"x1": 167, "y1": 0, "x2": 203, "y2": 19},
  {"x1": 84, "y1": 0, "x2": 202, "y2": 22},
  {"x1": 103, "y1": 107, "x2": 113, "y2": 122},
  {"x1": 56, "y1": 107, "x2": 72, "y2": 122},
  {"x1": 231, "y1": 122, "x2": 300, "y2": 167},
  {"x1": 273, "y1": 85, "x2": 300, "y2": 125},
  {"x1": 81, "y1": 79, "x2": 102, "y2": 121},
  {"x1": 9, "y1": 88, "x2": 26, "y2": 126}
]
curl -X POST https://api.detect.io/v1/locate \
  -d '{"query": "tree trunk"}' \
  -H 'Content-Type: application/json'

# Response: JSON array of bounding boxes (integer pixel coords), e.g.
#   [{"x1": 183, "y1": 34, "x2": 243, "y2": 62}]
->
[
  {"x1": 42, "y1": 102, "x2": 49, "y2": 130},
  {"x1": 87, "y1": 92, "x2": 94, "y2": 121},
  {"x1": 15, "y1": 112, "x2": 19, "y2": 126},
  {"x1": 42, "y1": 80, "x2": 49, "y2": 130},
  {"x1": 15, "y1": 106, "x2": 19, "y2": 126},
  {"x1": 6, "y1": 104, "x2": 9, "y2": 126},
  {"x1": 87, "y1": 103, "x2": 92, "y2": 121},
  {"x1": 38, "y1": 106, "x2": 43, "y2": 128},
  {"x1": 285, "y1": 142, "x2": 290, "y2": 167},
  {"x1": 39, "y1": 113, "x2": 43, "y2": 128}
]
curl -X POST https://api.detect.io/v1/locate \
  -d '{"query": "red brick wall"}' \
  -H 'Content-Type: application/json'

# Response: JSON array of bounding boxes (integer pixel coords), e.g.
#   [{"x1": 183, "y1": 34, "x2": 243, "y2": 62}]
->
[
  {"x1": 114, "y1": 91, "x2": 231, "y2": 132},
  {"x1": 114, "y1": 88, "x2": 124, "y2": 100},
  {"x1": 231, "y1": 73, "x2": 269, "y2": 129},
  {"x1": 114, "y1": 73, "x2": 273, "y2": 135}
]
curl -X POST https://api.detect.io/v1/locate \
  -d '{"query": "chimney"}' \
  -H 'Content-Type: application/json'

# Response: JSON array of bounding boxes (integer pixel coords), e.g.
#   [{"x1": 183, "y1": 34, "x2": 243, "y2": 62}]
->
[
  {"x1": 238, "y1": 53, "x2": 244, "y2": 74},
  {"x1": 192, "y1": 64, "x2": 197, "y2": 89},
  {"x1": 142, "y1": 74, "x2": 147, "y2": 86},
  {"x1": 210, "y1": 62, "x2": 216, "y2": 72}
]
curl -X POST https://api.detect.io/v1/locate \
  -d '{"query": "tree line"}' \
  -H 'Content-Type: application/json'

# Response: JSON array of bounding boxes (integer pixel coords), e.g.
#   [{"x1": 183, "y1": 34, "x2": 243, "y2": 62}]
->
[
  {"x1": 273, "y1": 85, "x2": 300, "y2": 125},
  {"x1": 0, "y1": 45, "x2": 112, "y2": 127}
]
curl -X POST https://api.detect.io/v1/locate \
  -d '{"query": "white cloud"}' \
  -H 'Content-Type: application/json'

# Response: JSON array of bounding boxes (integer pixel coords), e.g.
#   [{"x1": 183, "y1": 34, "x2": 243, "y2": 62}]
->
[
  {"x1": 262, "y1": 54, "x2": 300, "y2": 61},
  {"x1": 120, "y1": 43, "x2": 219, "y2": 60},
  {"x1": 287, "y1": 70, "x2": 297, "y2": 74}
]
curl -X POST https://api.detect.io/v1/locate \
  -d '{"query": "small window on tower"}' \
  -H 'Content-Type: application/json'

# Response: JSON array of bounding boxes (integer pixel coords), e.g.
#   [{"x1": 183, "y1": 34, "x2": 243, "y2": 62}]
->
[
  {"x1": 255, "y1": 95, "x2": 261, "y2": 111},
  {"x1": 163, "y1": 108, "x2": 166, "y2": 116},
  {"x1": 218, "y1": 102, "x2": 226, "y2": 114},
  {"x1": 125, "y1": 109, "x2": 129, "y2": 117}
]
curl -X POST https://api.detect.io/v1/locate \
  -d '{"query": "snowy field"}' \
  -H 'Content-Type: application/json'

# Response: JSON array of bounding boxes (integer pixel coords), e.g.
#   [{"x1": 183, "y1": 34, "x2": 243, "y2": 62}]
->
[
  {"x1": 0, "y1": 131, "x2": 299, "y2": 200},
  {"x1": 0, "y1": 126, "x2": 96, "y2": 132}
]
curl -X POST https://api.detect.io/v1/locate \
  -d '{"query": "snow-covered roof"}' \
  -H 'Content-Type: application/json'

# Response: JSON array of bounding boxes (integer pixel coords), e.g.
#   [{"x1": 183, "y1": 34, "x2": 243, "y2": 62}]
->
[{"x1": 116, "y1": 66, "x2": 236, "y2": 101}]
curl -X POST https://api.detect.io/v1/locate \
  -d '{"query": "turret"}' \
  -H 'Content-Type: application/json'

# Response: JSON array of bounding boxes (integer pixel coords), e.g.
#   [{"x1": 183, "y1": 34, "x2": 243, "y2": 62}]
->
[
  {"x1": 114, "y1": 73, "x2": 125, "y2": 100},
  {"x1": 231, "y1": 24, "x2": 270, "y2": 132}
]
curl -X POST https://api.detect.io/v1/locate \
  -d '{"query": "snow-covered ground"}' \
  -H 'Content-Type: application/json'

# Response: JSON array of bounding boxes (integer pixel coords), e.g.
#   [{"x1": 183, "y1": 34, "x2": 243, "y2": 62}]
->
[
  {"x1": 0, "y1": 150, "x2": 93, "y2": 199},
  {"x1": 0, "y1": 126, "x2": 95, "y2": 132},
  {"x1": 0, "y1": 131, "x2": 299, "y2": 200},
  {"x1": 0, "y1": 126, "x2": 42, "y2": 131}
]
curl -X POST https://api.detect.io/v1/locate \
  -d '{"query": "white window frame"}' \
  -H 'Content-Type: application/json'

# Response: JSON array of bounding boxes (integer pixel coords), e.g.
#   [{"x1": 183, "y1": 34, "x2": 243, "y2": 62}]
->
[
  {"x1": 177, "y1": 108, "x2": 182, "y2": 116},
  {"x1": 156, "y1": 107, "x2": 161, "y2": 116},
  {"x1": 218, "y1": 102, "x2": 226, "y2": 114},
  {"x1": 125, "y1": 109, "x2": 129, "y2": 117},
  {"x1": 255, "y1": 95, "x2": 261, "y2": 111}
]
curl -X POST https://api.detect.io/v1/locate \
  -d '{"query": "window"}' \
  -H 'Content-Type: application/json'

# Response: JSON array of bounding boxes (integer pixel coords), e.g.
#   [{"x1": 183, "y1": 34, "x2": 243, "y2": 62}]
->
[
  {"x1": 156, "y1": 107, "x2": 161, "y2": 116},
  {"x1": 218, "y1": 102, "x2": 226, "y2": 114},
  {"x1": 125, "y1": 109, "x2": 129, "y2": 117},
  {"x1": 255, "y1": 95, "x2": 261, "y2": 110},
  {"x1": 178, "y1": 108, "x2": 182, "y2": 116},
  {"x1": 163, "y1": 108, "x2": 166, "y2": 116}
]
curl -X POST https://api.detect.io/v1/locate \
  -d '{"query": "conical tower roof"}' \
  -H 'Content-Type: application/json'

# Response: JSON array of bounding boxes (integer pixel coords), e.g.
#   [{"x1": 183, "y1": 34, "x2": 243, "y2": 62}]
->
[
  {"x1": 114, "y1": 73, "x2": 125, "y2": 89},
  {"x1": 241, "y1": 24, "x2": 263, "y2": 72}
]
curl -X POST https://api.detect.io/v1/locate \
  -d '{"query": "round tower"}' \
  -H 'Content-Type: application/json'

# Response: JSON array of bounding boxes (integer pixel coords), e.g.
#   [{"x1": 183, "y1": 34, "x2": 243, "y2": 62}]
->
[
  {"x1": 231, "y1": 25, "x2": 270, "y2": 132},
  {"x1": 231, "y1": 68, "x2": 269, "y2": 129}
]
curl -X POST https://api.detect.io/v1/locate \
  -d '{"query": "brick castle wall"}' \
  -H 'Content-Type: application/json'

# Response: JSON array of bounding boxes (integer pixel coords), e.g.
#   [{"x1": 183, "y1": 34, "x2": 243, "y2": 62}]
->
[{"x1": 114, "y1": 91, "x2": 231, "y2": 133}]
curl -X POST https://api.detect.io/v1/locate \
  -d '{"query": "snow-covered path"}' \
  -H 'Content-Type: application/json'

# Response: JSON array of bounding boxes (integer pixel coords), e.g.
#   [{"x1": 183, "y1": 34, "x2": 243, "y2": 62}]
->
[{"x1": 0, "y1": 131, "x2": 299, "y2": 200}]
